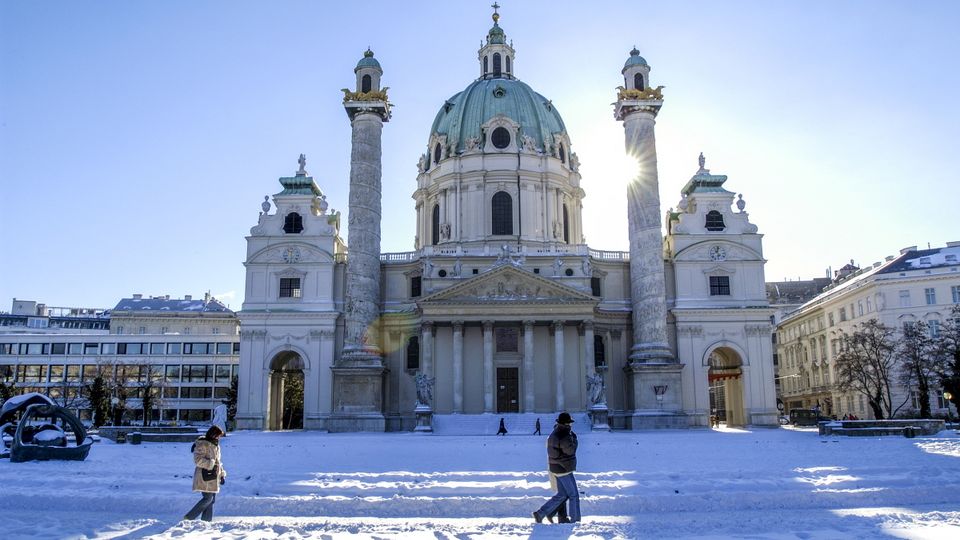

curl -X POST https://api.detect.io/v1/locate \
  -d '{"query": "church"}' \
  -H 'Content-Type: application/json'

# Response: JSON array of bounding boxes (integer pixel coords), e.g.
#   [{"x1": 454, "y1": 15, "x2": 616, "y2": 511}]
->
[{"x1": 235, "y1": 8, "x2": 778, "y2": 432}]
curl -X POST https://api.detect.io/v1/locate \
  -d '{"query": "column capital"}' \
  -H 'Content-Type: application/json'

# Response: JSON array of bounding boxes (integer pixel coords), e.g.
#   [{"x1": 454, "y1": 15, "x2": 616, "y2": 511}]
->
[
  {"x1": 582, "y1": 320, "x2": 594, "y2": 331},
  {"x1": 482, "y1": 320, "x2": 494, "y2": 331},
  {"x1": 522, "y1": 319, "x2": 535, "y2": 329},
  {"x1": 452, "y1": 320, "x2": 464, "y2": 331},
  {"x1": 552, "y1": 320, "x2": 565, "y2": 330}
]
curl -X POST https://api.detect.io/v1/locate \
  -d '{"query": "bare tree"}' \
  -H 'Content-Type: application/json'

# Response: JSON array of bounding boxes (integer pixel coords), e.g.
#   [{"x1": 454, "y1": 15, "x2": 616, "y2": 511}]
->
[
  {"x1": 137, "y1": 364, "x2": 166, "y2": 427},
  {"x1": 933, "y1": 305, "x2": 960, "y2": 414},
  {"x1": 834, "y1": 319, "x2": 901, "y2": 419},
  {"x1": 897, "y1": 322, "x2": 937, "y2": 418}
]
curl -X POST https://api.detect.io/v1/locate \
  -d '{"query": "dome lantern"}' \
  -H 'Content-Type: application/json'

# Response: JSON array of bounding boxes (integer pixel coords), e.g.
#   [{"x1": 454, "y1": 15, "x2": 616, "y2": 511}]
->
[
  {"x1": 622, "y1": 46, "x2": 651, "y2": 91},
  {"x1": 354, "y1": 48, "x2": 383, "y2": 94},
  {"x1": 478, "y1": 3, "x2": 515, "y2": 80}
]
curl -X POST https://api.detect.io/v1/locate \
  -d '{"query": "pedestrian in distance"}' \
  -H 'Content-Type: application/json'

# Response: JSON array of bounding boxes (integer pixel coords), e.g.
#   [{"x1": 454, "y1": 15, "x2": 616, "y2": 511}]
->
[
  {"x1": 183, "y1": 425, "x2": 227, "y2": 522},
  {"x1": 533, "y1": 418, "x2": 541, "y2": 435},
  {"x1": 532, "y1": 412, "x2": 580, "y2": 524},
  {"x1": 497, "y1": 417, "x2": 508, "y2": 435}
]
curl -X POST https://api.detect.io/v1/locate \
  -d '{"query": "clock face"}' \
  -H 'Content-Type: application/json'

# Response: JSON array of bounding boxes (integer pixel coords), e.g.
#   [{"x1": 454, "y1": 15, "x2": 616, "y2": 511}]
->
[
  {"x1": 709, "y1": 245, "x2": 727, "y2": 261},
  {"x1": 283, "y1": 247, "x2": 301, "y2": 263}
]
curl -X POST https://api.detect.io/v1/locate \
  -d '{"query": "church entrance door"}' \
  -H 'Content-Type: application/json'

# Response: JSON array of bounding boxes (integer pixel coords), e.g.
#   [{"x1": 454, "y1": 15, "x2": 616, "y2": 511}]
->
[
  {"x1": 268, "y1": 351, "x2": 305, "y2": 430},
  {"x1": 496, "y1": 367, "x2": 519, "y2": 413},
  {"x1": 707, "y1": 347, "x2": 746, "y2": 427}
]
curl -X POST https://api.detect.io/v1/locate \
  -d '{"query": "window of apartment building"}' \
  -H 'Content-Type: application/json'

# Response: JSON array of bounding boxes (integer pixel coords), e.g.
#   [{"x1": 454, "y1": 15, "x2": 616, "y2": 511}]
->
[
  {"x1": 709, "y1": 276, "x2": 730, "y2": 296},
  {"x1": 101, "y1": 343, "x2": 116, "y2": 355},
  {"x1": 850, "y1": 303, "x2": 855, "y2": 318},
  {"x1": 899, "y1": 290, "x2": 911, "y2": 308},
  {"x1": 68, "y1": 343, "x2": 82, "y2": 355},
  {"x1": 183, "y1": 327, "x2": 191, "y2": 335},
  {"x1": 0, "y1": 344, "x2": 12, "y2": 355},
  {"x1": 953, "y1": 285, "x2": 960, "y2": 304},
  {"x1": 166, "y1": 343, "x2": 182, "y2": 355},
  {"x1": 410, "y1": 276, "x2": 422, "y2": 298},
  {"x1": 212, "y1": 327, "x2": 220, "y2": 335},
  {"x1": 149, "y1": 364, "x2": 164, "y2": 382},
  {"x1": 216, "y1": 343, "x2": 232, "y2": 355},
  {"x1": 164, "y1": 365, "x2": 181, "y2": 383},
  {"x1": 50, "y1": 343, "x2": 66, "y2": 355},
  {"x1": 866, "y1": 297, "x2": 873, "y2": 312},
  {"x1": 83, "y1": 343, "x2": 98, "y2": 355},
  {"x1": 859, "y1": 395, "x2": 866, "y2": 412},
  {"x1": 182, "y1": 409, "x2": 212, "y2": 423},
  {"x1": 214, "y1": 387, "x2": 231, "y2": 399},
  {"x1": 184, "y1": 365, "x2": 212, "y2": 382},
  {"x1": 17, "y1": 364, "x2": 46, "y2": 383},
  {"x1": 279, "y1": 277, "x2": 302, "y2": 298},
  {"x1": 182, "y1": 387, "x2": 212, "y2": 399},
  {"x1": 49, "y1": 365, "x2": 64, "y2": 383},
  {"x1": 839, "y1": 308, "x2": 847, "y2": 322},
  {"x1": 929, "y1": 320, "x2": 941, "y2": 338},
  {"x1": 215, "y1": 365, "x2": 231, "y2": 382},
  {"x1": 150, "y1": 343, "x2": 165, "y2": 355},
  {"x1": 66, "y1": 365, "x2": 81, "y2": 382},
  {"x1": 138, "y1": 327, "x2": 147, "y2": 335},
  {"x1": 925, "y1": 288, "x2": 937, "y2": 305},
  {"x1": 233, "y1": 342, "x2": 240, "y2": 354},
  {"x1": 161, "y1": 327, "x2": 169, "y2": 334},
  {"x1": 163, "y1": 387, "x2": 179, "y2": 399},
  {"x1": 116, "y1": 326, "x2": 123, "y2": 335},
  {"x1": 82, "y1": 365, "x2": 100, "y2": 381},
  {"x1": 828, "y1": 313, "x2": 835, "y2": 326},
  {"x1": 857, "y1": 301, "x2": 864, "y2": 317}
]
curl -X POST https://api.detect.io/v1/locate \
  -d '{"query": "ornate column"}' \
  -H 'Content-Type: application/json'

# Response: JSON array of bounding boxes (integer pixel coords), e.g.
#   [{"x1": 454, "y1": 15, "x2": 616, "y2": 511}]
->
[
  {"x1": 583, "y1": 321, "x2": 595, "y2": 377},
  {"x1": 553, "y1": 320, "x2": 565, "y2": 411},
  {"x1": 523, "y1": 320, "x2": 535, "y2": 412},
  {"x1": 452, "y1": 321, "x2": 464, "y2": 413},
  {"x1": 331, "y1": 50, "x2": 392, "y2": 432},
  {"x1": 614, "y1": 49, "x2": 685, "y2": 429},
  {"x1": 483, "y1": 321, "x2": 494, "y2": 412}
]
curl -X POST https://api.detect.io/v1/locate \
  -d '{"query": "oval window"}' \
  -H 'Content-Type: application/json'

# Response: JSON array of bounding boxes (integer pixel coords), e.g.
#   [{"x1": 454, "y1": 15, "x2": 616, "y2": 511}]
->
[{"x1": 491, "y1": 127, "x2": 510, "y2": 149}]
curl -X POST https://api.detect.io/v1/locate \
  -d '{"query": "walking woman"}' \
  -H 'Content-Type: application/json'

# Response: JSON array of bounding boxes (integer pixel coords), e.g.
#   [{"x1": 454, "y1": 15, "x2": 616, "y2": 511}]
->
[{"x1": 183, "y1": 425, "x2": 227, "y2": 521}]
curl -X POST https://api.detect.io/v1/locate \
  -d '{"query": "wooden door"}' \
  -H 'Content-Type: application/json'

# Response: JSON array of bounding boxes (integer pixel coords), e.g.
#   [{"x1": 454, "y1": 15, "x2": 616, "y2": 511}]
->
[{"x1": 496, "y1": 367, "x2": 519, "y2": 413}]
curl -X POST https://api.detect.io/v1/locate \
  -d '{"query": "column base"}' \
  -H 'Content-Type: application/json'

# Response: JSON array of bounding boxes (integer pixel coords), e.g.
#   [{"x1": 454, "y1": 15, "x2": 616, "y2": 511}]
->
[
  {"x1": 627, "y1": 411, "x2": 690, "y2": 430},
  {"x1": 624, "y1": 362, "x2": 685, "y2": 411},
  {"x1": 330, "y1": 362, "x2": 388, "y2": 432},
  {"x1": 235, "y1": 415, "x2": 265, "y2": 431},
  {"x1": 749, "y1": 410, "x2": 781, "y2": 427}
]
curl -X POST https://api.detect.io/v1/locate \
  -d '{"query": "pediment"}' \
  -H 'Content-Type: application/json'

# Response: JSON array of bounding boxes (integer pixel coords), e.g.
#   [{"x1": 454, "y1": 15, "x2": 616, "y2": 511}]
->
[
  {"x1": 248, "y1": 243, "x2": 334, "y2": 264},
  {"x1": 420, "y1": 265, "x2": 597, "y2": 304}
]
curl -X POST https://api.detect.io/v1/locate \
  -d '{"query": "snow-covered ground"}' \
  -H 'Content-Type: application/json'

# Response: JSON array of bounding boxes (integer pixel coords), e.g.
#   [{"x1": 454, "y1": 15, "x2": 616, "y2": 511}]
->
[{"x1": 2, "y1": 426, "x2": 960, "y2": 539}]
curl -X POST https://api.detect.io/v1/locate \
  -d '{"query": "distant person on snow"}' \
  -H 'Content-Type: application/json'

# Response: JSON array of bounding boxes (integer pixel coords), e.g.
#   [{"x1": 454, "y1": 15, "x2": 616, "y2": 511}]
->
[
  {"x1": 497, "y1": 417, "x2": 508, "y2": 435},
  {"x1": 534, "y1": 418, "x2": 541, "y2": 435},
  {"x1": 532, "y1": 412, "x2": 580, "y2": 524},
  {"x1": 183, "y1": 425, "x2": 227, "y2": 522}
]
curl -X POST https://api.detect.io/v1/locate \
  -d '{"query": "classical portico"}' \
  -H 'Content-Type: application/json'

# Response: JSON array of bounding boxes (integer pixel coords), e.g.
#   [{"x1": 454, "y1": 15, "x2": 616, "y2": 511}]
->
[{"x1": 411, "y1": 264, "x2": 599, "y2": 415}]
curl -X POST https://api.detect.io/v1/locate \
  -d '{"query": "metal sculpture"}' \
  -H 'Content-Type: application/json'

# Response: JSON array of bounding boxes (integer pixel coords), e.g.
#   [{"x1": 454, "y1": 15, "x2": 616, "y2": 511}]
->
[{"x1": 0, "y1": 393, "x2": 93, "y2": 462}]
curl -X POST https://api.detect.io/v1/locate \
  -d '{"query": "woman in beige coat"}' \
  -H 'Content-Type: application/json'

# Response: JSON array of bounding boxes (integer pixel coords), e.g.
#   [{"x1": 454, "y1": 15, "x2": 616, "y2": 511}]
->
[{"x1": 183, "y1": 425, "x2": 227, "y2": 521}]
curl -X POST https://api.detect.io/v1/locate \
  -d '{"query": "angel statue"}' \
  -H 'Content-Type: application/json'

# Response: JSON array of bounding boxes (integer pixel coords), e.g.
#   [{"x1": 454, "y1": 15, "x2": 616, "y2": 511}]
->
[
  {"x1": 586, "y1": 372, "x2": 606, "y2": 406},
  {"x1": 414, "y1": 372, "x2": 435, "y2": 407}
]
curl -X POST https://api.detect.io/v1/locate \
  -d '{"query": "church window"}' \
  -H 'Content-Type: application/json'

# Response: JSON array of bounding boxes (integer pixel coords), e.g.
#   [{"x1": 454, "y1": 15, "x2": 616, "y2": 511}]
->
[
  {"x1": 705, "y1": 211, "x2": 725, "y2": 231},
  {"x1": 438, "y1": 269, "x2": 447, "y2": 278},
  {"x1": 434, "y1": 143, "x2": 442, "y2": 165},
  {"x1": 709, "y1": 276, "x2": 730, "y2": 296},
  {"x1": 279, "y1": 278, "x2": 302, "y2": 298},
  {"x1": 562, "y1": 204, "x2": 570, "y2": 243},
  {"x1": 634, "y1": 73, "x2": 644, "y2": 90},
  {"x1": 558, "y1": 143, "x2": 566, "y2": 163},
  {"x1": 410, "y1": 276, "x2": 421, "y2": 298},
  {"x1": 491, "y1": 127, "x2": 510, "y2": 149},
  {"x1": 505, "y1": 55, "x2": 511, "y2": 73},
  {"x1": 406, "y1": 336, "x2": 419, "y2": 370},
  {"x1": 361, "y1": 74, "x2": 372, "y2": 93},
  {"x1": 591, "y1": 277, "x2": 602, "y2": 297},
  {"x1": 493, "y1": 53, "x2": 501, "y2": 76},
  {"x1": 483, "y1": 55, "x2": 489, "y2": 75},
  {"x1": 491, "y1": 191, "x2": 513, "y2": 235},
  {"x1": 283, "y1": 212, "x2": 304, "y2": 234},
  {"x1": 431, "y1": 204, "x2": 440, "y2": 245},
  {"x1": 594, "y1": 335, "x2": 606, "y2": 368},
  {"x1": 495, "y1": 327, "x2": 518, "y2": 352}
]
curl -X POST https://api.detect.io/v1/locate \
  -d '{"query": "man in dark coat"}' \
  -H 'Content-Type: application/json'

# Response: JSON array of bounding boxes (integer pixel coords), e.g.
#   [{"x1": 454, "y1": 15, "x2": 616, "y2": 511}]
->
[{"x1": 532, "y1": 412, "x2": 580, "y2": 523}]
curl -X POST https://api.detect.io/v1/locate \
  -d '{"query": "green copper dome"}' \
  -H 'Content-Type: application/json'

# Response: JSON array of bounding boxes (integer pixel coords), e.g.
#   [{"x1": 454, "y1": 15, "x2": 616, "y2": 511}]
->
[
  {"x1": 487, "y1": 23, "x2": 506, "y2": 44},
  {"x1": 622, "y1": 47, "x2": 647, "y2": 70},
  {"x1": 355, "y1": 49, "x2": 381, "y2": 72},
  {"x1": 430, "y1": 78, "x2": 567, "y2": 154}
]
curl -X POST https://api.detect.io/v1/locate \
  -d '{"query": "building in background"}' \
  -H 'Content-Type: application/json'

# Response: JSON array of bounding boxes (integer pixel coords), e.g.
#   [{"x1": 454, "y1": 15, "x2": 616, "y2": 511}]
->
[
  {"x1": 776, "y1": 243, "x2": 960, "y2": 418},
  {"x1": 0, "y1": 296, "x2": 238, "y2": 425}
]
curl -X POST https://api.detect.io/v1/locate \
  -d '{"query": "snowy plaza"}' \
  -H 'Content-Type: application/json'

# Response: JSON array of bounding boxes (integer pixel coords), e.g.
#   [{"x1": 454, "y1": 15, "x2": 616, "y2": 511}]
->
[{"x1": 2, "y1": 426, "x2": 960, "y2": 539}]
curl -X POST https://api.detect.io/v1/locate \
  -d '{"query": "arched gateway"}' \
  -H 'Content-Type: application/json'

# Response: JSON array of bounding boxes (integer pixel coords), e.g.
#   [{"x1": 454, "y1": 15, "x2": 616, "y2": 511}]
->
[
  {"x1": 707, "y1": 348, "x2": 746, "y2": 427},
  {"x1": 268, "y1": 352, "x2": 304, "y2": 430}
]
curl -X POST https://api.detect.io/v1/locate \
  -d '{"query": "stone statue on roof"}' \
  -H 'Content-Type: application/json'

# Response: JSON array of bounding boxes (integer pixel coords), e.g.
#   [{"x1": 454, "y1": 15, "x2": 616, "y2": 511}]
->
[{"x1": 297, "y1": 154, "x2": 307, "y2": 175}]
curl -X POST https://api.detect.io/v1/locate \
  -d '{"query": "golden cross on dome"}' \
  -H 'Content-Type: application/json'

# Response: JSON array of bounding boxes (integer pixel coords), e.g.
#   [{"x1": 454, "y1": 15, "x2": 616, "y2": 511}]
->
[{"x1": 491, "y1": 2, "x2": 500, "y2": 23}]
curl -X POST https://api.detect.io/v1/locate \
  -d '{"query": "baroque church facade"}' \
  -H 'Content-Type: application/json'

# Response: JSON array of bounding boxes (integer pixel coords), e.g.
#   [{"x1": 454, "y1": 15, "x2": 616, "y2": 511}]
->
[{"x1": 235, "y1": 9, "x2": 778, "y2": 432}]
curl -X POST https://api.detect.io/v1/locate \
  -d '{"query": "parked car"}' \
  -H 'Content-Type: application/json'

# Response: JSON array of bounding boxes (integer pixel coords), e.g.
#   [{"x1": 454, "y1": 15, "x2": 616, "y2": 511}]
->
[{"x1": 789, "y1": 409, "x2": 820, "y2": 426}]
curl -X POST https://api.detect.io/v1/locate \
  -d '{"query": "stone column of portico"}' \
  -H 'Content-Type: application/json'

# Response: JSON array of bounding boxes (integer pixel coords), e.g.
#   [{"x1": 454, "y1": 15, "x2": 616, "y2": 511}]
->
[
  {"x1": 583, "y1": 321, "x2": 596, "y2": 377},
  {"x1": 553, "y1": 320, "x2": 565, "y2": 411},
  {"x1": 614, "y1": 51, "x2": 685, "y2": 428},
  {"x1": 422, "y1": 321, "x2": 434, "y2": 376},
  {"x1": 522, "y1": 320, "x2": 535, "y2": 412},
  {"x1": 452, "y1": 321, "x2": 464, "y2": 413},
  {"x1": 483, "y1": 321, "x2": 494, "y2": 413}
]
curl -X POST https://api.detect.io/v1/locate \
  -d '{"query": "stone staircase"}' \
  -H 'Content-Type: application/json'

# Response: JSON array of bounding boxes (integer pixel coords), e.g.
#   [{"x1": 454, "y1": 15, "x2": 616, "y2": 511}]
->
[{"x1": 432, "y1": 412, "x2": 590, "y2": 435}]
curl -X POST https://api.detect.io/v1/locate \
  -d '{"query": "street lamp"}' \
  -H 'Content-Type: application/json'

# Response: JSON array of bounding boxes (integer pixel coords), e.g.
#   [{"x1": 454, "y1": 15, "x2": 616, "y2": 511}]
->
[{"x1": 944, "y1": 391, "x2": 954, "y2": 423}]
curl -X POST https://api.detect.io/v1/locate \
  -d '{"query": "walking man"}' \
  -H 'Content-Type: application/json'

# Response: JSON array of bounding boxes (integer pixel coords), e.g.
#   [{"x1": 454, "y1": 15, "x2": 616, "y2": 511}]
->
[
  {"x1": 533, "y1": 418, "x2": 541, "y2": 435},
  {"x1": 532, "y1": 412, "x2": 580, "y2": 524},
  {"x1": 497, "y1": 417, "x2": 508, "y2": 435}
]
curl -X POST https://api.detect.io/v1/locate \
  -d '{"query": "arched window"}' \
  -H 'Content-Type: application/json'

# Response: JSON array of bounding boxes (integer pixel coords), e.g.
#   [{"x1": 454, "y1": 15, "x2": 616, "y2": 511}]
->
[
  {"x1": 434, "y1": 143, "x2": 442, "y2": 164},
  {"x1": 505, "y1": 55, "x2": 511, "y2": 73},
  {"x1": 558, "y1": 143, "x2": 566, "y2": 163},
  {"x1": 634, "y1": 73, "x2": 644, "y2": 90},
  {"x1": 493, "y1": 53, "x2": 502, "y2": 77},
  {"x1": 491, "y1": 191, "x2": 513, "y2": 235},
  {"x1": 283, "y1": 212, "x2": 304, "y2": 234},
  {"x1": 562, "y1": 204, "x2": 570, "y2": 243},
  {"x1": 594, "y1": 335, "x2": 606, "y2": 368},
  {"x1": 361, "y1": 74, "x2": 372, "y2": 93},
  {"x1": 491, "y1": 127, "x2": 510, "y2": 149},
  {"x1": 431, "y1": 204, "x2": 440, "y2": 245},
  {"x1": 406, "y1": 336, "x2": 420, "y2": 370},
  {"x1": 705, "y1": 210, "x2": 725, "y2": 231}
]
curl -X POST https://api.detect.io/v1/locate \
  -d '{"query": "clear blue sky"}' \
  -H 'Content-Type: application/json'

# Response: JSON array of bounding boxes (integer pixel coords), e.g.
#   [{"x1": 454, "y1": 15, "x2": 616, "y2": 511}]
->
[{"x1": 2, "y1": 1, "x2": 958, "y2": 310}]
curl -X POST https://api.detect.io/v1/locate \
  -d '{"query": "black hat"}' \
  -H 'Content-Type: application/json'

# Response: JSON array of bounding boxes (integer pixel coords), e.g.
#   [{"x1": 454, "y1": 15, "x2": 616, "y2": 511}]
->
[{"x1": 556, "y1": 412, "x2": 574, "y2": 425}]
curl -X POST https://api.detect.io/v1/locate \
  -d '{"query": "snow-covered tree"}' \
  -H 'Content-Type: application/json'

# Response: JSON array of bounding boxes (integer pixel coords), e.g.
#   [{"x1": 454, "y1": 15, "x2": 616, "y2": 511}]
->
[
  {"x1": 834, "y1": 319, "x2": 900, "y2": 419},
  {"x1": 897, "y1": 321, "x2": 937, "y2": 418}
]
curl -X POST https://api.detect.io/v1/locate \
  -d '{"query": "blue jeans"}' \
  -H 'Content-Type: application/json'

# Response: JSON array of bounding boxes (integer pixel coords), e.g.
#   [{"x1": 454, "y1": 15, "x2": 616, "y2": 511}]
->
[
  {"x1": 185, "y1": 492, "x2": 216, "y2": 521},
  {"x1": 537, "y1": 472, "x2": 580, "y2": 522}
]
